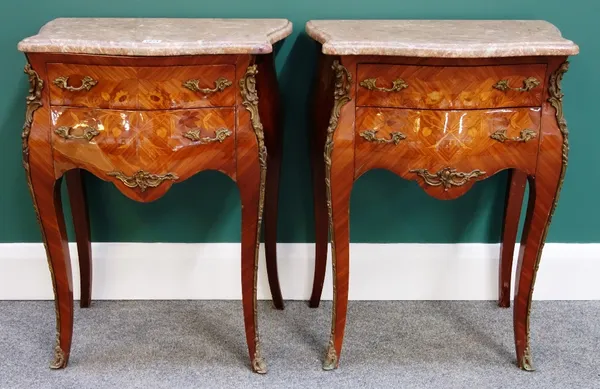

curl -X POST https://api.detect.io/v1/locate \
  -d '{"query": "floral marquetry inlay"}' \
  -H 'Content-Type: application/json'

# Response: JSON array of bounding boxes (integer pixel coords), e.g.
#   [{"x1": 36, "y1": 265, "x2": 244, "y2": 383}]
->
[
  {"x1": 18, "y1": 16, "x2": 291, "y2": 374},
  {"x1": 306, "y1": 18, "x2": 578, "y2": 374}
]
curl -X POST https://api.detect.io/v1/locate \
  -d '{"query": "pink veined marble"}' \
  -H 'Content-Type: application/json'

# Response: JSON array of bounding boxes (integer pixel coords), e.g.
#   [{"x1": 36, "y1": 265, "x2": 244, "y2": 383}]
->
[
  {"x1": 305, "y1": 20, "x2": 579, "y2": 58},
  {"x1": 18, "y1": 18, "x2": 292, "y2": 56}
]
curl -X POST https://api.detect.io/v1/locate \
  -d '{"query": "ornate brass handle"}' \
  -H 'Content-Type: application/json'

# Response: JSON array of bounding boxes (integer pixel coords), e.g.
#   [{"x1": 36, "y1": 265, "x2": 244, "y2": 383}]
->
[
  {"x1": 182, "y1": 77, "x2": 232, "y2": 94},
  {"x1": 359, "y1": 130, "x2": 406, "y2": 145},
  {"x1": 54, "y1": 125, "x2": 100, "y2": 141},
  {"x1": 360, "y1": 78, "x2": 408, "y2": 92},
  {"x1": 493, "y1": 77, "x2": 540, "y2": 92},
  {"x1": 53, "y1": 76, "x2": 98, "y2": 92},
  {"x1": 490, "y1": 129, "x2": 537, "y2": 143},
  {"x1": 409, "y1": 167, "x2": 486, "y2": 191},
  {"x1": 108, "y1": 170, "x2": 178, "y2": 192},
  {"x1": 183, "y1": 128, "x2": 232, "y2": 143}
]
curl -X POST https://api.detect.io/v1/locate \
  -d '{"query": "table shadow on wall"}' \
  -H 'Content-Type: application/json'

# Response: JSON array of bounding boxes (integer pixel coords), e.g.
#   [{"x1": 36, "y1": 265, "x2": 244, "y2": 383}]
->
[
  {"x1": 350, "y1": 169, "x2": 514, "y2": 243},
  {"x1": 60, "y1": 169, "x2": 241, "y2": 243}
]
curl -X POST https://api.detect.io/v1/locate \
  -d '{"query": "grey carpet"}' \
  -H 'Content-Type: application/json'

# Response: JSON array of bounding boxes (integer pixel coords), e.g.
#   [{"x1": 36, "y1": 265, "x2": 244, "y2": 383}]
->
[{"x1": 0, "y1": 301, "x2": 599, "y2": 389}]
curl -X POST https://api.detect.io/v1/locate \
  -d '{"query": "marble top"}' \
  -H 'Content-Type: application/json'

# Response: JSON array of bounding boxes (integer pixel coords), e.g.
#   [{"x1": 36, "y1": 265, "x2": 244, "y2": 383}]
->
[
  {"x1": 18, "y1": 18, "x2": 292, "y2": 56},
  {"x1": 306, "y1": 20, "x2": 579, "y2": 57}
]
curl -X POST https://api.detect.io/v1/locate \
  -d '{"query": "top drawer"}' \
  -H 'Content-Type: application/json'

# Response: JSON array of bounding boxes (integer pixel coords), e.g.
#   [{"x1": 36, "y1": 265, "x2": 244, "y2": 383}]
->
[
  {"x1": 356, "y1": 64, "x2": 547, "y2": 109},
  {"x1": 47, "y1": 63, "x2": 236, "y2": 109}
]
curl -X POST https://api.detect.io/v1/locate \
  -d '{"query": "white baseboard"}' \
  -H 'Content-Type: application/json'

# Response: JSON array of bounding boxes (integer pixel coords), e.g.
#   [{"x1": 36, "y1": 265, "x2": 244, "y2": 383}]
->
[{"x1": 0, "y1": 243, "x2": 598, "y2": 300}]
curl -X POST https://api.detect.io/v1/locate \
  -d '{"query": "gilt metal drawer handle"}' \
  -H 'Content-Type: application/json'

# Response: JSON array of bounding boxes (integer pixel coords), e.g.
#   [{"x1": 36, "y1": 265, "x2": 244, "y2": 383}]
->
[
  {"x1": 493, "y1": 77, "x2": 540, "y2": 92},
  {"x1": 183, "y1": 128, "x2": 232, "y2": 143},
  {"x1": 490, "y1": 129, "x2": 537, "y2": 143},
  {"x1": 108, "y1": 170, "x2": 178, "y2": 192},
  {"x1": 359, "y1": 130, "x2": 406, "y2": 145},
  {"x1": 409, "y1": 167, "x2": 486, "y2": 191},
  {"x1": 183, "y1": 77, "x2": 232, "y2": 94},
  {"x1": 360, "y1": 78, "x2": 409, "y2": 92},
  {"x1": 54, "y1": 125, "x2": 100, "y2": 141},
  {"x1": 53, "y1": 76, "x2": 98, "y2": 92}
]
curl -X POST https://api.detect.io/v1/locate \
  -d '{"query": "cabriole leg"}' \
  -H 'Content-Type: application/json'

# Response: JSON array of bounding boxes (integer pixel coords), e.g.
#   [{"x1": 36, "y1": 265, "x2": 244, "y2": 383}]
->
[
  {"x1": 499, "y1": 169, "x2": 527, "y2": 307},
  {"x1": 66, "y1": 169, "x2": 92, "y2": 308}
]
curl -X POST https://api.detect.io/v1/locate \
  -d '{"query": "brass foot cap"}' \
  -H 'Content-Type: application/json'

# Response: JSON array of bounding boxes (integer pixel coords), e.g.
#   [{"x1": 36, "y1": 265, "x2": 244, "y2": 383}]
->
[
  {"x1": 252, "y1": 357, "x2": 267, "y2": 374},
  {"x1": 519, "y1": 355, "x2": 535, "y2": 372},
  {"x1": 520, "y1": 362, "x2": 536, "y2": 372},
  {"x1": 49, "y1": 345, "x2": 67, "y2": 369},
  {"x1": 322, "y1": 360, "x2": 337, "y2": 371}
]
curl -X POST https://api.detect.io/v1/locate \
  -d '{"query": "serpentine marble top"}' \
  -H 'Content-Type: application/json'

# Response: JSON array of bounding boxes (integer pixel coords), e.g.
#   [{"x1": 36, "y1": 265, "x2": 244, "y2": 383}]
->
[
  {"x1": 306, "y1": 20, "x2": 579, "y2": 57},
  {"x1": 18, "y1": 18, "x2": 292, "y2": 56}
]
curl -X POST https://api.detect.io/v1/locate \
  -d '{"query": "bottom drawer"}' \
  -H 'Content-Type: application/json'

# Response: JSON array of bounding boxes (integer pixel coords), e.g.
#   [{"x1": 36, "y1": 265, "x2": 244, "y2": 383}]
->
[
  {"x1": 51, "y1": 107, "x2": 236, "y2": 198},
  {"x1": 355, "y1": 107, "x2": 541, "y2": 197}
]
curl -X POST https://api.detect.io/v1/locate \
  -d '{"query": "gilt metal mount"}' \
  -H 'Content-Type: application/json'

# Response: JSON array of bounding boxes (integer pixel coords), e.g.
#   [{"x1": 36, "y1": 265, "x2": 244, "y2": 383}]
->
[
  {"x1": 108, "y1": 170, "x2": 178, "y2": 192},
  {"x1": 183, "y1": 77, "x2": 232, "y2": 94},
  {"x1": 54, "y1": 126, "x2": 100, "y2": 141},
  {"x1": 359, "y1": 129, "x2": 406, "y2": 145},
  {"x1": 183, "y1": 128, "x2": 232, "y2": 143},
  {"x1": 490, "y1": 128, "x2": 537, "y2": 143},
  {"x1": 410, "y1": 167, "x2": 486, "y2": 191},
  {"x1": 53, "y1": 76, "x2": 98, "y2": 92},
  {"x1": 360, "y1": 78, "x2": 408, "y2": 92},
  {"x1": 493, "y1": 77, "x2": 540, "y2": 92}
]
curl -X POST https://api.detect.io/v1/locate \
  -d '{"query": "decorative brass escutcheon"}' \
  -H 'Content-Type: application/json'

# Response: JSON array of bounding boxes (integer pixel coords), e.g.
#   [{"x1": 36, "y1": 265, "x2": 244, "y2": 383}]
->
[
  {"x1": 53, "y1": 76, "x2": 98, "y2": 92},
  {"x1": 360, "y1": 78, "x2": 408, "y2": 92},
  {"x1": 183, "y1": 128, "x2": 232, "y2": 143},
  {"x1": 490, "y1": 128, "x2": 537, "y2": 143},
  {"x1": 183, "y1": 77, "x2": 232, "y2": 94},
  {"x1": 359, "y1": 129, "x2": 406, "y2": 145},
  {"x1": 54, "y1": 125, "x2": 100, "y2": 141},
  {"x1": 493, "y1": 77, "x2": 540, "y2": 92},
  {"x1": 409, "y1": 167, "x2": 486, "y2": 191},
  {"x1": 108, "y1": 170, "x2": 178, "y2": 192}
]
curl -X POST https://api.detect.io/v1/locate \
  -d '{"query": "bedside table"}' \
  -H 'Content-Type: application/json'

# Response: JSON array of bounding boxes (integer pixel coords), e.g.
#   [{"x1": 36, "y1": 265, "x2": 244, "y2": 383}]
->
[
  {"x1": 306, "y1": 20, "x2": 578, "y2": 370},
  {"x1": 18, "y1": 17, "x2": 292, "y2": 373}
]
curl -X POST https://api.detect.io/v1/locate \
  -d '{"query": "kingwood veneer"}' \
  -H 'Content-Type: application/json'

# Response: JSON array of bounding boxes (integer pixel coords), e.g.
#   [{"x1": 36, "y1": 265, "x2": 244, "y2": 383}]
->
[
  {"x1": 306, "y1": 19, "x2": 579, "y2": 371},
  {"x1": 18, "y1": 17, "x2": 292, "y2": 373}
]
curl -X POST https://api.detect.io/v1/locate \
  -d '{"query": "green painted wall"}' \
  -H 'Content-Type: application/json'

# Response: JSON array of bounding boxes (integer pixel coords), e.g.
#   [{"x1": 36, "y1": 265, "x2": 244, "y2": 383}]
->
[{"x1": 1, "y1": 0, "x2": 598, "y2": 243}]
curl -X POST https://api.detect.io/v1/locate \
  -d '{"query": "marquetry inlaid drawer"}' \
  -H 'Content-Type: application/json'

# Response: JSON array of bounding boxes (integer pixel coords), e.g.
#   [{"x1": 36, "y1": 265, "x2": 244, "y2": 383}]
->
[
  {"x1": 47, "y1": 63, "x2": 236, "y2": 110},
  {"x1": 354, "y1": 107, "x2": 541, "y2": 180},
  {"x1": 51, "y1": 107, "x2": 236, "y2": 182},
  {"x1": 356, "y1": 64, "x2": 547, "y2": 109}
]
